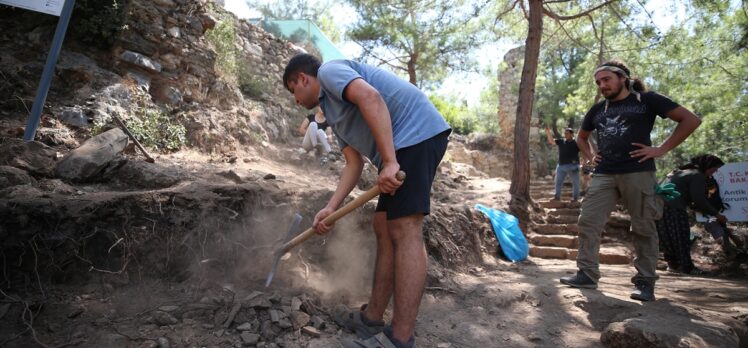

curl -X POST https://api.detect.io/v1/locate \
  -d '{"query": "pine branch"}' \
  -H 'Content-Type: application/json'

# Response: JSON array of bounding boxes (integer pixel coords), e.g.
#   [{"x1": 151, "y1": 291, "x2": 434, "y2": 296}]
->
[{"x1": 542, "y1": 0, "x2": 617, "y2": 21}]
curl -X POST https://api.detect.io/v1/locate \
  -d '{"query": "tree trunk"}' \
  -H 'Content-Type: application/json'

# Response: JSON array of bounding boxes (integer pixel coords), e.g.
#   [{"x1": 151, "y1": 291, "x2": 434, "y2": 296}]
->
[
  {"x1": 509, "y1": 0, "x2": 543, "y2": 221},
  {"x1": 407, "y1": 56, "x2": 417, "y2": 85}
]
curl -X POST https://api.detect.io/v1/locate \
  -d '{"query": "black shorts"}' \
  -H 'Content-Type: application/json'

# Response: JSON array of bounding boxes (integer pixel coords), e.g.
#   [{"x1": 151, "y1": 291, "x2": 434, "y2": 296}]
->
[{"x1": 375, "y1": 129, "x2": 450, "y2": 220}]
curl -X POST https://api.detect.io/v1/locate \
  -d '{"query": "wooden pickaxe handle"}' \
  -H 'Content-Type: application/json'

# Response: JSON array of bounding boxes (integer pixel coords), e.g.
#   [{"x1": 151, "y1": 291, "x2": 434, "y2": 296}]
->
[{"x1": 279, "y1": 171, "x2": 405, "y2": 254}]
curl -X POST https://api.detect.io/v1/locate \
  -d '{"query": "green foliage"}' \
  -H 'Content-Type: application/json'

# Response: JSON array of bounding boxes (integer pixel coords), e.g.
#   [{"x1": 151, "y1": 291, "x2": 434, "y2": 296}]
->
[
  {"x1": 469, "y1": 69, "x2": 500, "y2": 134},
  {"x1": 347, "y1": 0, "x2": 486, "y2": 87},
  {"x1": 646, "y1": 3, "x2": 748, "y2": 172},
  {"x1": 70, "y1": 0, "x2": 126, "y2": 48},
  {"x1": 205, "y1": 18, "x2": 239, "y2": 82},
  {"x1": 237, "y1": 65, "x2": 268, "y2": 100},
  {"x1": 429, "y1": 94, "x2": 476, "y2": 135},
  {"x1": 205, "y1": 18, "x2": 268, "y2": 99},
  {"x1": 126, "y1": 90, "x2": 186, "y2": 152},
  {"x1": 523, "y1": 1, "x2": 747, "y2": 174}
]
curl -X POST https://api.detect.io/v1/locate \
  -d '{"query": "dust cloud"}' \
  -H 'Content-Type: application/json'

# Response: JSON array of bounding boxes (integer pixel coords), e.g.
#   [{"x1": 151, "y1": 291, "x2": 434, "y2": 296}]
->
[
  {"x1": 186, "y1": 204, "x2": 299, "y2": 287},
  {"x1": 181, "y1": 199, "x2": 377, "y2": 301},
  {"x1": 304, "y1": 215, "x2": 376, "y2": 299}
]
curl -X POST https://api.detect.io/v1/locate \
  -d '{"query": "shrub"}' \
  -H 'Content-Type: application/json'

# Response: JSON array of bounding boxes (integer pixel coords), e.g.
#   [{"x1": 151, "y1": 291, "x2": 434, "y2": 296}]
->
[
  {"x1": 429, "y1": 94, "x2": 476, "y2": 135},
  {"x1": 205, "y1": 18, "x2": 239, "y2": 82},
  {"x1": 70, "y1": 0, "x2": 127, "y2": 48},
  {"x1": 237, "y1": 65, "x2": 268, "y2": 99},
  {"x1": 101, "y1": 87, "x2": 187, "y2": 152}
]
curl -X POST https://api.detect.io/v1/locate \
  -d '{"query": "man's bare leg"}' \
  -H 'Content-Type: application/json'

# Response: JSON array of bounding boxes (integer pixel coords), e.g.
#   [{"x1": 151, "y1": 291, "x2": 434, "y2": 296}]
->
[
  {"x1": 363, "y1": 211, "x2": 394, "y2": 321},
  {"x1": 388, "y1": 214, "x2": 426, "y2": 343}
]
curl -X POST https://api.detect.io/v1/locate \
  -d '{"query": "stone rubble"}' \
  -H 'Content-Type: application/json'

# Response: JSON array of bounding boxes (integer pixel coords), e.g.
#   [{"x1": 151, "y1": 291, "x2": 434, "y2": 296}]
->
[{"x1": 115, "y1": 290, "x2": 340, "y2": 347}]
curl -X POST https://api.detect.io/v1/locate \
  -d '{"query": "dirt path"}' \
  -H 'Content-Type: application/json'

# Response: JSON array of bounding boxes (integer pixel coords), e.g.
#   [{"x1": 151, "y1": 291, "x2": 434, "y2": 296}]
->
[{"x1": 413, "y1": 258, "x2": 748, "y2": 347}]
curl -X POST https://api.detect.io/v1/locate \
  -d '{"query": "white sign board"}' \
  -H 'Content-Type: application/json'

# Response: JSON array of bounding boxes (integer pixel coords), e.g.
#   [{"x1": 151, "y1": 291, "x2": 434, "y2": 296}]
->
[
  {"x1": 0, "y1": 0, "x2": 64, "y2": 16},
  {"x1": 715, "y1": 162, "x2": 748, "y2": 222},
  {"x1": 697, "y1": 162, "x2": 748, "y2": 222}
]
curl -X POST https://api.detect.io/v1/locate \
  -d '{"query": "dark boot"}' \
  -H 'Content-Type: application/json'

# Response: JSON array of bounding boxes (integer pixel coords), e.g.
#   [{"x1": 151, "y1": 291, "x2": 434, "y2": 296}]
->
[
  {"x1": 560, "y1": 270, "x2": 597, "y2": 289},
  {"x1": 630, "y1": 280, "x2": 655, "y2": 301}
]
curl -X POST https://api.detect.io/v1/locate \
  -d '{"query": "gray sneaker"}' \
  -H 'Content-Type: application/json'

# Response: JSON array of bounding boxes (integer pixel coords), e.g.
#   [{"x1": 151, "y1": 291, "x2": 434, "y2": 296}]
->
[
  {"x1": 560, "y1": 270, "x2": 598, "y2": 289},
  {"x1": 334, "y1": 304, "x2": 385, "y2": 339}
]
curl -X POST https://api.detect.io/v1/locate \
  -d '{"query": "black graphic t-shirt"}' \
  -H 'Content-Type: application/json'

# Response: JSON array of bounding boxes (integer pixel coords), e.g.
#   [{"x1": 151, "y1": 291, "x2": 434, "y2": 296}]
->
[
  {"x1": 555, "y1": 139, "x2": 579, "y2": 165},
  {"x1": 581, "y1": 91, "x2": 680, "y2": 174}
]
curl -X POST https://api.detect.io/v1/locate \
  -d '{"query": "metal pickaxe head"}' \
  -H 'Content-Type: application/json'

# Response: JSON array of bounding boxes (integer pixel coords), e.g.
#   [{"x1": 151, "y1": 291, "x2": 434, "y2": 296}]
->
[{"x1": 265, "y1": 213, "x2": 302, "y2": 287}]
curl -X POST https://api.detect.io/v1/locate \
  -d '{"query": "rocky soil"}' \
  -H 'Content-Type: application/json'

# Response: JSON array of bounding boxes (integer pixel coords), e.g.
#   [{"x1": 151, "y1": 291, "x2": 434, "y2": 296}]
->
[
  {"x1": 1, "y1": 1, "x2": 747, "y2": 347},
  {"x1": 1, "y1": 138, "x2": 747, "y2": 347}
]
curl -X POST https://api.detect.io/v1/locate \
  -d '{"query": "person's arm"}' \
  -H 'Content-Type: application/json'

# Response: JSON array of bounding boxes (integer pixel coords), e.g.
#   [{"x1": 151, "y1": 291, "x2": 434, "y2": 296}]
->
[
  {"x1": 630, "y1": 106, "x2": 702, "y2": 162},
  {"x1": 689, "y1": 175, "x2": 727, "y2": 222},
  {"x1": 325, "y1": 127, "x2": 334, "y2": 143},
  {"x1": 343, "y1": 78, "x2": 401, "y2": 194},
  {"x1": 544, "y1": 127, "x2": 555, "y2": 145},
  {"x1": 576, "y1": 129, "x2": 601, "y2": 166},
  {"x1": 313, "y1": 145, "x2": 365, "y2": 234},
  {"x1": 298, "y1": 118, "x2": 310, "y2": 137}
]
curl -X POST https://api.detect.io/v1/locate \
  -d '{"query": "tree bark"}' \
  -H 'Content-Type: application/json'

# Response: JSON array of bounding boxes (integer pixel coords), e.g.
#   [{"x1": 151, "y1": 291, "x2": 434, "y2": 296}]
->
[
  {"x1": 407, "y1": 56, "x2": 418, "y2": 85},
  {"x1": 509, "y1": 0, "x2": 543, "y2": 213}
]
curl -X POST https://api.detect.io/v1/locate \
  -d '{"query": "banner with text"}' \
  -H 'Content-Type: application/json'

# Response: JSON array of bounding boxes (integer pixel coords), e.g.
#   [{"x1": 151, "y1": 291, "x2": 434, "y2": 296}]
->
[
  {"x1": 0, "y1": 0, "x2": 64, "y2": 16},
  {"x1": 698, "y1": 162, "x2": 748, "y2": 222}
]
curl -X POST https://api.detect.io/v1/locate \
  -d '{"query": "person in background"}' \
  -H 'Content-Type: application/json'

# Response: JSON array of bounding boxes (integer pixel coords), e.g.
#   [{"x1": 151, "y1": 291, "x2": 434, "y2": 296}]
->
[
  {"x1": 299, "y1": 108, "x2": 333, "y2": 160},
  {"x1": 703, "y1": 175, "x2": 744, "y2": 257},
  {"x1": 545, "y1": 126, "x2": 581, "y2": 202},
  {"x1": 656, "y1": 154, "x2": 726, "y2": 275}
]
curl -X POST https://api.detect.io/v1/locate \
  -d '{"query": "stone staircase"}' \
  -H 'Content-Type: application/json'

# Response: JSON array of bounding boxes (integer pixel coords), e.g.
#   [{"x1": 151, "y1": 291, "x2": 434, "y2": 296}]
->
[{"x1": 527, "y1": 181, "x2": 633, "y2": 264}]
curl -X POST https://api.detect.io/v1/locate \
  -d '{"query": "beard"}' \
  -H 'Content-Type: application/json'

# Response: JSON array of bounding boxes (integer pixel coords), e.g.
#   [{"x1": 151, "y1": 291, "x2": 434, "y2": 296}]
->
[{"x1": 601, "y1": 82, "x2": 625, "y2": 100}]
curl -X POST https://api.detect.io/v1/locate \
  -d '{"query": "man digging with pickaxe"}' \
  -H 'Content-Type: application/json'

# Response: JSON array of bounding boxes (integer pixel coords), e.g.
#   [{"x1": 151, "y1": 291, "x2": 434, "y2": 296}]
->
[{"x1": 282, "y1": 53, "x2": 451, "y2": 348}]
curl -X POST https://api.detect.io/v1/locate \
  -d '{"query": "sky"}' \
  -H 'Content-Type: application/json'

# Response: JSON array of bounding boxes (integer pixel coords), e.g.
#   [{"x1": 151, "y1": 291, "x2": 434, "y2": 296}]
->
[{"x1": 223, "y1": 0, "x2": 687, "y2": 106}]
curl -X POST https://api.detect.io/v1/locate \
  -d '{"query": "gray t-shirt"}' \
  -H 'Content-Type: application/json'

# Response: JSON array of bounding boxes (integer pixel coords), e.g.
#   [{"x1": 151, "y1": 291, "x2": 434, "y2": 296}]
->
[{"x1": 317, "y1": 60, "x2": 450, "y2": 166}]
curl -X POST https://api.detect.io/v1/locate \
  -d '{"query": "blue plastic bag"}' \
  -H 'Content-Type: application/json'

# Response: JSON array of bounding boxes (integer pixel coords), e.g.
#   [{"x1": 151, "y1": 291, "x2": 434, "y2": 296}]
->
[{"x1": 475, "y1": 204, "x2": 529, "y2": 262}]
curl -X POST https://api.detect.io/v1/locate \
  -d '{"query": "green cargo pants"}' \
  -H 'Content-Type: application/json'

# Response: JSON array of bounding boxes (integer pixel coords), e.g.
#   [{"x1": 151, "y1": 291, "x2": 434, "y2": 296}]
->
[{"x1": 576, "y1": 171, "x2": 663, "y2": 284}]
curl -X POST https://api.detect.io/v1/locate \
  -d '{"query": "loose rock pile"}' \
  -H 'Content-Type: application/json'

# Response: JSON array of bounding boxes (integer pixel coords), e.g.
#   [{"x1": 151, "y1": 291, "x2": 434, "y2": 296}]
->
[{"x1": 131, "y1": 289, "x2": 338, "y2": 348}]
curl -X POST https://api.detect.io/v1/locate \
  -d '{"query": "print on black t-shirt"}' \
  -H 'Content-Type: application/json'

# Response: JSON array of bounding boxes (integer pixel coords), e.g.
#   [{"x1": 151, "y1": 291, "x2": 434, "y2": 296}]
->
[{"x1": 581, "y1": 92, "x2": 680, "y2": 174}]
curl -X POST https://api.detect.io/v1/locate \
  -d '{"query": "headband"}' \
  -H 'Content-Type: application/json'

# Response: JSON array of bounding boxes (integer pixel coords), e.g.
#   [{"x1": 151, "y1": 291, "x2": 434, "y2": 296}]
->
[
  {"x1": 594, "y1": 65, "x2": 640, "y2": 112},
  {"x1": 593, "y1": 65, "x2": 629, "y2": 78}
]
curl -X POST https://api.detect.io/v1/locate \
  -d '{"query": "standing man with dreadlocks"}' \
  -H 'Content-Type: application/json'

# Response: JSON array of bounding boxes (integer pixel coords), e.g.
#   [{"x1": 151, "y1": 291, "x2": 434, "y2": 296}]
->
[{"x1": 559, "y1": 60, "x2": 702, "y2": 301}]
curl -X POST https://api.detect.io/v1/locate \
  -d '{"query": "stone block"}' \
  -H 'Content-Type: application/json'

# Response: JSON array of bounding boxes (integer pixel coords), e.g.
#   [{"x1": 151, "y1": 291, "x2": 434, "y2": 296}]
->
[
  {"x1": 55, "y1": 128, "x2": 128, "y2": 181},
  {"x1": 0, "y1": 166, "x2": 37, "y2": 189},
  {"x1": 601, "y1": 312, "x2": 739, "y2": 348},
  {"x1": 120, "y1": 50, "x2": 162, "y2": 73},
  {"x1": 532, "y1": 224, "x2": 578, "y2": 235},
  {"x1": 599, "y1": 253, "x2": 631, "y2": 265},
  {"x1": 240, "y1": 332, "x2": 259, "y2": 345},
  {"x1": 529, "y1": 246, "x2": 568, "y2": 259},
  {"x1": 0, "y1": 139, "x2": 58, "y2": 177},
  {"x1": 530, "y1": 235, "x2": 578, "y2": 248}
]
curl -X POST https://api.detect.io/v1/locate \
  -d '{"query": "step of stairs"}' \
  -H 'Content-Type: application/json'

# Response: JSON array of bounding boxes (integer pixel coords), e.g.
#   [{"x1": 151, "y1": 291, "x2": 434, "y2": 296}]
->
[
  {"x1": 546, "y1": 208, "x2": 581, "y2": 217},
  {"x1": 529, "y1": 234, "x2": 578, "y2": 248},
  {"x1": 528, "y1": 184, "x2": 632, "y2": 265},
  {"x1": 538, "y1": 200, "x2": 581, "y2": 209},
  {"x1": 533, "y1": 214, "x2": 579, "y2": 224},
  {"x1": 531, "y1": 223, "x2": 579, "y2": 235},
  {"x1": 529, "y1": 245, "x2": 631, "y2": 264}
]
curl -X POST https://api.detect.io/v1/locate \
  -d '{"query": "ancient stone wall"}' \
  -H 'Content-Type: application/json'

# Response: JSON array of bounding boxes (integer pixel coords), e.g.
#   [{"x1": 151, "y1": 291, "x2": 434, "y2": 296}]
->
[
  {"x1": 446, "y1": 134, "x2": 512, "y2": 179},
  {"x1": 112, "y1": 0, "x2": 308, "y2": 152},
  {"x1": 1, "y1": 0, "x2": 313, "y2": 153},
  {"x1": 496, "y1": 46, "x2": 547, "y2": 178}
]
